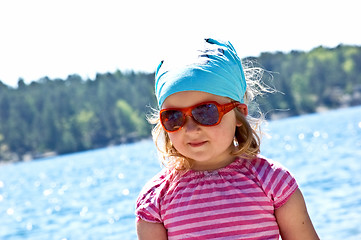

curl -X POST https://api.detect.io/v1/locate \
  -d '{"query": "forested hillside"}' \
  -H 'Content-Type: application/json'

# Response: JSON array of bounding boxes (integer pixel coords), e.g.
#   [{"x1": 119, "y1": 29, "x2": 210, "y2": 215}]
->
[
  {"x1": 1, "y1": 44, "x2": 360, "y2": 162},
  {"x1": 255, "y1": 45, "x2": 361, "y2": 116},
  {"x1": 0, "y1": 71, "x2": 156, "y2": 162}
]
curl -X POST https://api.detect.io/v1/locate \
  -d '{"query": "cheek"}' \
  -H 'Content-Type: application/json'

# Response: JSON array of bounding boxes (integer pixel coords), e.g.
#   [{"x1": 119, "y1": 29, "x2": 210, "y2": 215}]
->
[
  {"x1": 217, "y1": 116, "x2": 238, "y2": 138},
  {"x1": 207, "y1": 115, "x2": 237, "y2": 139},
  {"x1": 220, "y1": 113, "x2": 238, "y2": 129},
  {"x1": 168, "y1": 132, "x2": 181, "y2": 147},
  {"x1": 216, "y1": 124, "x2": 237, "y2": 140}
]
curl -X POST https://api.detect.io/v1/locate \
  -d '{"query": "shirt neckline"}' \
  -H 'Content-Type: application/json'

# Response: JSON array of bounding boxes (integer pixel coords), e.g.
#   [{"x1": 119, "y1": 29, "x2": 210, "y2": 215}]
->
[{"x1": 186, "y1": 156, "x2": 242, "y2": 176}]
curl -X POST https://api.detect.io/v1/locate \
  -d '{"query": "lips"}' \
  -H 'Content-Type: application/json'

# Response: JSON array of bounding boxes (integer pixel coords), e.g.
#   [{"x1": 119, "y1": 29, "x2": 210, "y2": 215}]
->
[{"x1": 188, "y1": 141, "x2": 207, "y2": 147}]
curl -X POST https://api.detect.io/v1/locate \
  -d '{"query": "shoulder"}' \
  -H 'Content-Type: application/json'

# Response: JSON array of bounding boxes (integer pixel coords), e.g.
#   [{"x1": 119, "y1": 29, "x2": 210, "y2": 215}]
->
[
  {"x1": 135, "y1": 168, "x2": 174, "y2": 223},
  {"x1": 135, "y1": 167, "x2": 183, "y2": 210},
  {"x1": 136, "y1": 168, "x2": 171, "y2": 204},
  {"x1": 244, "y1": 155, "x2": 293, "y2": 177},
  {"x1": 242, "y1": 155, "x2": 298, "y2": 208}
]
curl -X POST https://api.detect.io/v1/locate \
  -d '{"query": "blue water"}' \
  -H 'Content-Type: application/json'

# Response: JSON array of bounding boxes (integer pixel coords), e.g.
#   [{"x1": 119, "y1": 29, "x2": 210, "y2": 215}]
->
[{"x1": 0, "y1": 106, "x2": 360, "y2": 240}]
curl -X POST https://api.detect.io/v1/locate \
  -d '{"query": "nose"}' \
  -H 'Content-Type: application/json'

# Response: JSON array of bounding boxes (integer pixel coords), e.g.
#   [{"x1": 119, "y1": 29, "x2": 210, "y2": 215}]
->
[{"x1": 183, "y1": 116, "x2": 200, "y2": 132}]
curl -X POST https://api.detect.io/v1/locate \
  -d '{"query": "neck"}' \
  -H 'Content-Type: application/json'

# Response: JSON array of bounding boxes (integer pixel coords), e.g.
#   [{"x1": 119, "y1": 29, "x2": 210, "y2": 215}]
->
[{"x1": 190, "y1": 145, "x2": 238, "y2": 171}]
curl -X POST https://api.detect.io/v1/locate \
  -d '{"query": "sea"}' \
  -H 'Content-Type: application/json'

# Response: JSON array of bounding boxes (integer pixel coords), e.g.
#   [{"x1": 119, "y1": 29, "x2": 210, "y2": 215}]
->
[{"x1": 0, "y1": 106, "x2": 360, "y2": 240}]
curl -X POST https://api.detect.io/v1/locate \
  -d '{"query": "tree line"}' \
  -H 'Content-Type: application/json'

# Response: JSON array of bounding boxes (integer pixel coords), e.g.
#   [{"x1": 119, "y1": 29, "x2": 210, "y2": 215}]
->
[
  {"x1": 254, "y1": 45, "x2": 361, "y2": 117},
  {"x1": 0, "y1": 44, "x2": 360, "y2": 162}
]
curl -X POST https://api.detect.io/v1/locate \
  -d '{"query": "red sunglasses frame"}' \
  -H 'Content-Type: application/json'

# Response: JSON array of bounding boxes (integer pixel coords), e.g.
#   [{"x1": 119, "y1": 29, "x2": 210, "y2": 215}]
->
[{"x1": 159, "y1": 101, "x2": 243, "y2": 132}]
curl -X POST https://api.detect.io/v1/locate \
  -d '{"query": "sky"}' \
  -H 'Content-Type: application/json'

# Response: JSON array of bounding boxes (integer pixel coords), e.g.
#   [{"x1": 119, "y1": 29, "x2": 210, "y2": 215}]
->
[{"x1": 0, "y1": 0, "x2": 360, "y2": 87}]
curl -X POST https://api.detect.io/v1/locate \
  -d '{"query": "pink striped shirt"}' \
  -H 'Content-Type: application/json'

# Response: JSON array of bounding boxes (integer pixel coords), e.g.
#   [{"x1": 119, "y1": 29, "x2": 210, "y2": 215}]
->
[{"x1": 136, "y1": 156, "x2": 298, "y2": 239}]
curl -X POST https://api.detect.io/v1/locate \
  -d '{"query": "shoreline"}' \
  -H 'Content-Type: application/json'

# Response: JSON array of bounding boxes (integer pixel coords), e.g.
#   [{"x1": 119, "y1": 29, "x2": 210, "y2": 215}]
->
[{"x1": 1, "y1": 105, "x2": 360, "y2": 165}]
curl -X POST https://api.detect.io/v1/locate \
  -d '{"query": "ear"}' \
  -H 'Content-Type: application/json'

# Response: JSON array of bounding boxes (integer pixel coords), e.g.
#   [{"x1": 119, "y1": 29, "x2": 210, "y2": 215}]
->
[
  {"x1": 237, "y1": 104, "x2": 248, "y2": 116},
  {"x1": 236, "y1": 104, "x2": 248, "y2": 127}
]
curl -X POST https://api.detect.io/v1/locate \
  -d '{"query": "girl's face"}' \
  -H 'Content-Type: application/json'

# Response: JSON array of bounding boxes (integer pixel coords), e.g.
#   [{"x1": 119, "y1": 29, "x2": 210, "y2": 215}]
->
[{"x1": 161, "y1": 91, "x2": 245, "y2": 171}]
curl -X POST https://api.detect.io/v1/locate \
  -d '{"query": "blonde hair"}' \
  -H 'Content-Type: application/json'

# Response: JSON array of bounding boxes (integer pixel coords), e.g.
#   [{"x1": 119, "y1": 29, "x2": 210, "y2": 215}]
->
[{"x1": 148, "y1": 59, "x2": 272, "y2": 171}]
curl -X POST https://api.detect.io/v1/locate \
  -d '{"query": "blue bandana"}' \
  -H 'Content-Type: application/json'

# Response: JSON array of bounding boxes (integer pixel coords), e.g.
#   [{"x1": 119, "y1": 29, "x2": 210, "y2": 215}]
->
[{"x1": 155, "y1": 38, "x2": 247, "y2": 107}]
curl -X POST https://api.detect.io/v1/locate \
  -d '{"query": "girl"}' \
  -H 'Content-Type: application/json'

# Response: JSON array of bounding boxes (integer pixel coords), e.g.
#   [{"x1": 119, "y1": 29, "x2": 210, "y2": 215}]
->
[{"x1": 135, "y1": 38, "x2": 319, "y2": 240}]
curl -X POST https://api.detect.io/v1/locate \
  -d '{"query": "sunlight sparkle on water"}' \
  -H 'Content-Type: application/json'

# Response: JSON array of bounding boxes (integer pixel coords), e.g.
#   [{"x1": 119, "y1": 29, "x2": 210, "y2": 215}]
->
[
  {"x1": 122, "y1": 189, "x2": 130, "y2": 196},
  {"x1": 298, "y1": 133, "x2": 305, "y2": 140},
  {"x1": 7, "y1": 208, "x2": 14, "y2": 215},
  {"x1": 313, "y1": 131, "x2": 320, "y2": 138},
  {"x1": 80, "y1": 206, "x2": 88, "y2": 217}
]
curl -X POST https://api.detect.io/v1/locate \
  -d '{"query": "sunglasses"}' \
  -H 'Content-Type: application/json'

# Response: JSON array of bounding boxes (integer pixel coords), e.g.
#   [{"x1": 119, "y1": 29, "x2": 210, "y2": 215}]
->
[{"x1": 160, "y1": 101, "x2": 242, "y2": 132}]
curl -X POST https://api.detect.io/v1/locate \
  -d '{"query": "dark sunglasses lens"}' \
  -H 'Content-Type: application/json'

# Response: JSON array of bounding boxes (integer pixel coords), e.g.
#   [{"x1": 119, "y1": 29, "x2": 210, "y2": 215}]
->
[
  {"x1": 161, "y1": 110, "x2": 184, "y2": 131},
  {"x1": 192, "y1": 103, "x2": 219, "y2": 125}
]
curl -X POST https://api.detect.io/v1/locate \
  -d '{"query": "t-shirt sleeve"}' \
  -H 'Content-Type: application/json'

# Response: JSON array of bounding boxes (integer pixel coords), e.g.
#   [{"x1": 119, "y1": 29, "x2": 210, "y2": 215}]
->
[
  {"x1": 252, "y1": 157, "x2": 298, "y2": 209},
  {"x1": 135, "y1": 171, "x2": 167, "y2": 223}
]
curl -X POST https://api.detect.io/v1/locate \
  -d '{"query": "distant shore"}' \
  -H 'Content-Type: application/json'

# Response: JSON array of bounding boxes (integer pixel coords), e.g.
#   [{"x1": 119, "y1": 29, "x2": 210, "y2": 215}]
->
[{"x1": 2, "y1": 104, "x2": 360, "y2": 165}]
